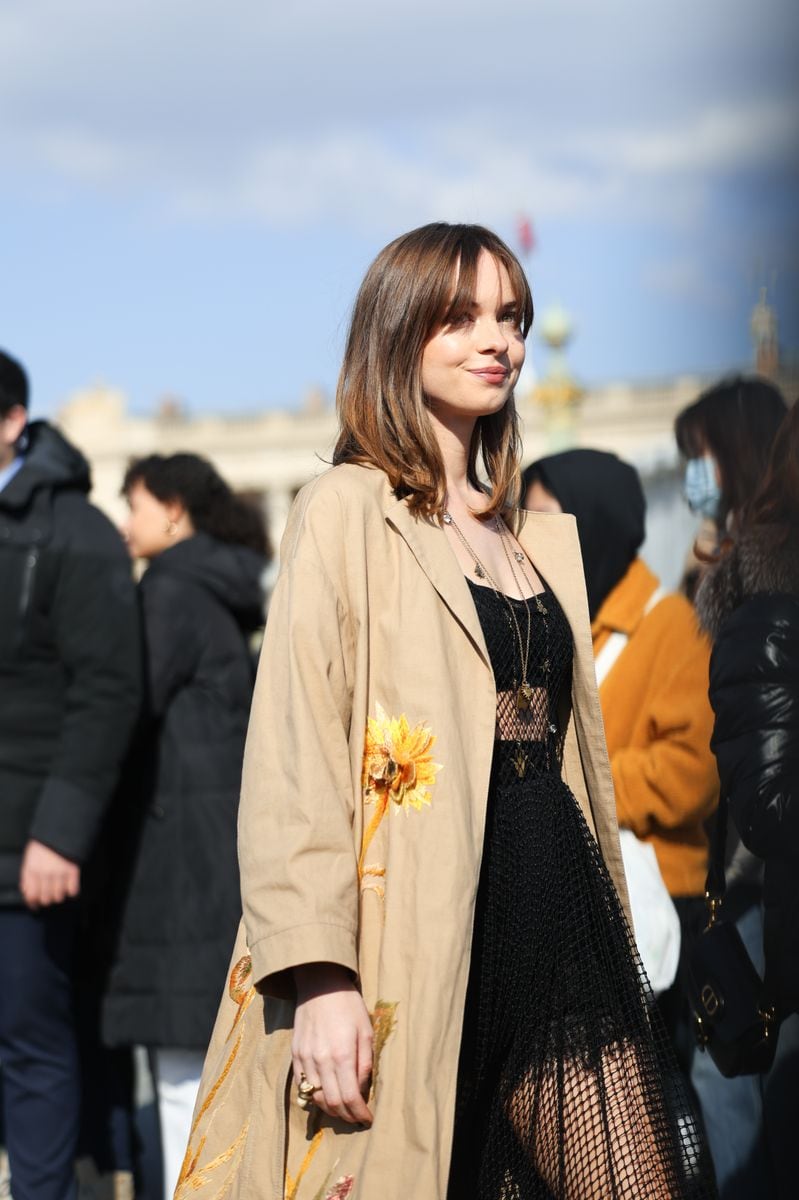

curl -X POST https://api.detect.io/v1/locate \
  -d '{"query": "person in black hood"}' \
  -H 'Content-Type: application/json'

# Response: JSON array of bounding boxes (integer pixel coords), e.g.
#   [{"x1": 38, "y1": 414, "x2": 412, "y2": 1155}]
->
[
  {"x1": 521, "y1": 448, "x2": 645, "y2": 619},
  {"x1": 0, "y1": 349, "x2": 141, "y2": 1200},
  {"x1": 97, "y1": 452, "x2": 269, "y2": 1199}
]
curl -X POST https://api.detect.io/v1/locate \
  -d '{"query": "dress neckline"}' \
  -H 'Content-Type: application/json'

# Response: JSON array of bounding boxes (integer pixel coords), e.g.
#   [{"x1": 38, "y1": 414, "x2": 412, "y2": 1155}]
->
[{"x1": 465, "y1": 576, "x2": 550, "y2": 604}]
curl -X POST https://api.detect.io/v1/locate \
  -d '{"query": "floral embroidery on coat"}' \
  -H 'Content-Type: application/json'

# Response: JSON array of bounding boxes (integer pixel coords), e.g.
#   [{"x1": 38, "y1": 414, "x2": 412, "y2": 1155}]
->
[
  {"x1": 359, "y1": 703, "x2": 441, "y2": 871},
  {"x1": 322, "y1": 1178, "x2": 355, "y2": 1200},
  {"x1": 173, "y1": 956, "x2": 258, "y2": 1197},
  {"x1": 284, "y1": 999, "x2": 399, "y2": 1199},
  {"x1": 370, "y1": 1000, "x2": 399, "y2": 1097}
]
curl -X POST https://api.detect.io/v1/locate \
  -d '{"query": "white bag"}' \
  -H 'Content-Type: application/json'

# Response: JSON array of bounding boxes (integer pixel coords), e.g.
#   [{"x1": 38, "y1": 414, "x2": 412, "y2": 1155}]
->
[
  {"x1": 618, "y1": 828, "x2": 681, "y2": 995},
  {"x1": 595, "y1": 587, "x2": 681, "y2": 995}
]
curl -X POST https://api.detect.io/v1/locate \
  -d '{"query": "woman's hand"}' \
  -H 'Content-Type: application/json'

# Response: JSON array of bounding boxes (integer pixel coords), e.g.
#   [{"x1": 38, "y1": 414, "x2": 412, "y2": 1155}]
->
[{"x1": 292, "y1": 963, "x2": 374, "y2": 1126}]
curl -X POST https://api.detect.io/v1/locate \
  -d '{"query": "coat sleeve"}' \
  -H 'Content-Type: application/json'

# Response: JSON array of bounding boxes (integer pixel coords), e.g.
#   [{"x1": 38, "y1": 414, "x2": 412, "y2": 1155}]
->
[
  {"x1": 709, "y1": 595, "x2": 799, "y2": 859},
  {"x1": 611, "y1": 599, "x2": 719, "y2": 838},
  {"x1": 238, "y1": 485, "x2": 359, "y2": 996},
  {"x1": 28, "y1": 506, "x2": 142, "y2": 864}
]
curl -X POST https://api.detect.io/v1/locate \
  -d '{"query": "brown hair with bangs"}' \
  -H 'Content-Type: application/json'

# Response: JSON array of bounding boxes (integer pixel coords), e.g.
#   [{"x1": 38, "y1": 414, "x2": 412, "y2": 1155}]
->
[{"x1": 333, "y1": 222, "x2": 534, "y2": 519}]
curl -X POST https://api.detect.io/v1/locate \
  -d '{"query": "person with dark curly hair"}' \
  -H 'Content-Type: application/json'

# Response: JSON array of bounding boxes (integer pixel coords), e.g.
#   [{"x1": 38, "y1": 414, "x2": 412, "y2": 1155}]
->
[{"x1": 97, "y1": 453, "x2": 269, "y2": 1197}]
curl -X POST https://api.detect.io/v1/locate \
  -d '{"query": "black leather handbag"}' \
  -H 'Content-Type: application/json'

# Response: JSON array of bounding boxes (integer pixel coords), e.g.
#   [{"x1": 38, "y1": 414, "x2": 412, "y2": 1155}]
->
[{"x1": 685, "y1": 796, "x2": 777, "y2": 1078}]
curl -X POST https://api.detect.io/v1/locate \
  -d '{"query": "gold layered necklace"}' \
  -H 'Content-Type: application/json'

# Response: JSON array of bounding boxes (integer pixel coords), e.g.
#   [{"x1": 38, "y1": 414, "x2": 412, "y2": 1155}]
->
[{"x1": 443, "y1": 509, "x2": 551, "y2": 779}]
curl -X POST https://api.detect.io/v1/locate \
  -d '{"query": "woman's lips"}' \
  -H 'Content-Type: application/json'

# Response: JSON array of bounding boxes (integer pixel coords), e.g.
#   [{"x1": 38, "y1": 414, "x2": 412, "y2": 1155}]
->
[{"x1": 468, "y1": 367, "x2": 509, "y2": 384}]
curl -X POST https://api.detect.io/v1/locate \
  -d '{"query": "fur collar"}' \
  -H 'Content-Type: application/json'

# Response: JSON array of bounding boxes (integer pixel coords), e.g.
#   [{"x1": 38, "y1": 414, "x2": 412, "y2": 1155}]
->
[{"x1": 695, "y1": 524, "x2": 799, "y2": 639}]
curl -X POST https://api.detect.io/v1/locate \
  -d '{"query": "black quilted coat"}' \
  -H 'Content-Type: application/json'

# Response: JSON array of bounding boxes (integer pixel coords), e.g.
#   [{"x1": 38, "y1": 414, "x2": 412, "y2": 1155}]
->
[
  {"x1": 100, "y1": 532, "x2": 266, "y2": 1050},
  {"x1": 0, "y1": 422, "x2": 141, "y2": 903},
  {"x1": 696, "y1": 525, "x2": 799, "y2": 1018}
]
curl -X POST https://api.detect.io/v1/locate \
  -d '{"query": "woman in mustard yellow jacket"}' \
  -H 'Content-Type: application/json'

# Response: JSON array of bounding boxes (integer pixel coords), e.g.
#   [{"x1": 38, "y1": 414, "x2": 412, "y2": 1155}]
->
[
  {"x1": 523, "y1": 450, "x2": 719, "y2": 1074},
  {"x1": 179, "y1": 226, "x2": 714, "y2": 1200},
  {"x1": 523, "y1": 450, "x2": 719, "y2": 901}
]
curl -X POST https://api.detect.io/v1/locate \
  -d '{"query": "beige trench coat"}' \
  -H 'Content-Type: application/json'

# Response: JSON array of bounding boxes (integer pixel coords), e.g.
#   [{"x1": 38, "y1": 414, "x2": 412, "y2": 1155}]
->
[{"x1": 176, "y1": 464, "x2": 630, "y2": 1200}]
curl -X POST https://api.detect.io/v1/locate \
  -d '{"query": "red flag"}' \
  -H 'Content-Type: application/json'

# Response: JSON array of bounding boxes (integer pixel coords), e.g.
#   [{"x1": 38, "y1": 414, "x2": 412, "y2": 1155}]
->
[{"x1": 517, "y1": 214, "x2": 535, "y2": 257}]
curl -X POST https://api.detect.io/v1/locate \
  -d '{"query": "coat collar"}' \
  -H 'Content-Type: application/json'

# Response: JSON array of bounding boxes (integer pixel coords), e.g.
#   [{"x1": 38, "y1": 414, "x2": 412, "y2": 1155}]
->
[
  {"x1": 384, "y1": 487, "x2": 588, "y2": 674},
  {"x1": 590, "y1": 557, "x2": 659, "y2": 638}
]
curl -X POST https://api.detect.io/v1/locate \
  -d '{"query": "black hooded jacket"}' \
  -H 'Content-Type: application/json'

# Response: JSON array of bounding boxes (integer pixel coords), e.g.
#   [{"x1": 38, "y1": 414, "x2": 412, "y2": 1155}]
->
[
  {"x1": 522, "y1": 449, "x2": 646, "y2": 618},
  {"x1": 101, "y1": 531, "x2": 266, "y2": 1049},
  {"x1": 0, "y1": 421, "x2": 141, "y2": 903},
  {"x1": 696, "y1": 526, "x2": 799, "y2": 1018}
]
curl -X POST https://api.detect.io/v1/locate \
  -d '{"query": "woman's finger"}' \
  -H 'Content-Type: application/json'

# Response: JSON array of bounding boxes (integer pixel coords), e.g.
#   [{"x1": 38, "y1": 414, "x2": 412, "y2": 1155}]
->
[
  {"x1": 313, "y1": 1056, "x2": 346, "y2": 1122},
  {"x1": 357, "y1": 1024, "x2": 373, "y2": 1096},
  {"x1": 332, "y1": 1054, "x2": 373, "y2": 1125}
]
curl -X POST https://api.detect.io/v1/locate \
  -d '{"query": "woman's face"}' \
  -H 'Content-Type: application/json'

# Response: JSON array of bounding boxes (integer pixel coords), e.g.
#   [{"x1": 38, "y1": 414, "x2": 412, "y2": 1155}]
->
[
  {"x1": 122, "y1": 480, "x2": 187, "y2": 560},
  {"x1": 421, "y1": 250, "x2": 525, "y2": 427}
]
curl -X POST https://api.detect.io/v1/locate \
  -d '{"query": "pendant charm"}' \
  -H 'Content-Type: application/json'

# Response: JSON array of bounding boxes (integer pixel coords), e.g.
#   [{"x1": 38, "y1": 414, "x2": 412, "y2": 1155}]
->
[
  {"x1": 514, "y1": 551, "x2": 525, "y2": 562},
  {"x1": 513, "y1": 748, "x2": 528, "y2": 779},
  {"x1": 516, "y1": 682, "x2": 533, "y2": 712},
  {"x1": 443, "y1": 512, "x2": 453, "y2": 524},
  {"x1": 474, "y1": 563, "x2": 486, "y2": 579}
]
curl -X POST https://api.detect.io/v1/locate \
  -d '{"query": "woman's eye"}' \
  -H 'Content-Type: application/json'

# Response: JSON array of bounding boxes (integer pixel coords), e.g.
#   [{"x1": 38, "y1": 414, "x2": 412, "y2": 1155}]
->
[{"x1": 500, "y1": 311, "x2": 520, "y2": 326}]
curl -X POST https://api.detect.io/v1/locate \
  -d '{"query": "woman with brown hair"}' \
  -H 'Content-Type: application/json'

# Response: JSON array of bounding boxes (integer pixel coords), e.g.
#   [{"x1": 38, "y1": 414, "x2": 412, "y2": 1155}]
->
[{"x1": 180, "y1": 224, "x2": 714, "y2": 1200}]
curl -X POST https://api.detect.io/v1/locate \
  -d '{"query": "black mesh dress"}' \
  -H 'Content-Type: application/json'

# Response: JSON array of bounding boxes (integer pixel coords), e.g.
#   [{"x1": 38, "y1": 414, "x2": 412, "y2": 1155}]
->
[{"x1": 447, "y1": 579, "x2": 717, "y2": 1200}]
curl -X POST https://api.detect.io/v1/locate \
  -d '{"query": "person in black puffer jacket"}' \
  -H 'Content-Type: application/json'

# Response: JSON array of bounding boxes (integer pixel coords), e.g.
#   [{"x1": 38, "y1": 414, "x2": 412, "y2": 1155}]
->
[
  {"x1": 95, "y1": 453, "x2": 269, "y2": 1200},
  {"x1": 695, "y1": 400, "x2": 799, "y2": 1199},
  {"x1": 0, "y1": 349, "x2": 141, "y2": 1200}
]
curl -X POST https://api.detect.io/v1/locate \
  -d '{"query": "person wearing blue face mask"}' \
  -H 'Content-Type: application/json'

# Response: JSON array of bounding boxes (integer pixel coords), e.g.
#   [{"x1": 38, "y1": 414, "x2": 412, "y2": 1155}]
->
[
  {"x1": 676, "y1": 375, "x2": 786, "y2": 538},
  {"x1": 675, "y1": 375, "x2": 788, "y2": 1200},
  {"x1": 683, "y1": 454, "x2": 722, "y2": 522}
]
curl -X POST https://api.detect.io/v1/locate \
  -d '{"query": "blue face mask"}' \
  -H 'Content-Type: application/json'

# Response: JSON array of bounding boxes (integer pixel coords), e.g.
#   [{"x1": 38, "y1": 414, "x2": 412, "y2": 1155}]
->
[{"x1": 683, "y1": 455, "x2": 720, "y2": 519}]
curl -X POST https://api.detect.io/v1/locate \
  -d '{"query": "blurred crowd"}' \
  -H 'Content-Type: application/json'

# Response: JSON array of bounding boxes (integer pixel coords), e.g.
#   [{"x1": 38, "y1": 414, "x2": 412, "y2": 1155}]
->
[{"x1": 0, "y1": 347, "x2": 797, "y2": 1200}]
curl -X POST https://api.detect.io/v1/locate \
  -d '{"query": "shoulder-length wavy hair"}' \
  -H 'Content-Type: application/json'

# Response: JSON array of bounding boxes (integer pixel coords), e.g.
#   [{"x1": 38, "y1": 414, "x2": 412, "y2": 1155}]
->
[{"x1": 333, "y1": 222, "x2": 534, "y2": 519}]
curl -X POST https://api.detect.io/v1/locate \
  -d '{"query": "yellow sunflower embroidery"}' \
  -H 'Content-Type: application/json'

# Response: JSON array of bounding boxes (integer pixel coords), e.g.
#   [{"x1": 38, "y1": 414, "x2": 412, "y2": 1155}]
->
[
  {"x1": 359, "y1": 704, "x2": 441, "y2": 872},
  {"x1": 363, "y1": 703, "x2": 441, "y2": 813}
]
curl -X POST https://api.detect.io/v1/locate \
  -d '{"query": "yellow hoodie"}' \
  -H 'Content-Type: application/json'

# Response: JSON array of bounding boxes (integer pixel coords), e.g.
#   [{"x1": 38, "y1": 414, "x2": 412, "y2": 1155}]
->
[{"x1": 593, "y1": 558, "x2": 719, "y2": 897}]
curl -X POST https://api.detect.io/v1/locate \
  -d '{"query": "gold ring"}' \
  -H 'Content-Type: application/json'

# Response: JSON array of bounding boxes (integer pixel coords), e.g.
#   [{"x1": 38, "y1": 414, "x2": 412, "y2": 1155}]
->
[{"x1": 297, "y1": 1074, "x2": 322, "y2": 1108}]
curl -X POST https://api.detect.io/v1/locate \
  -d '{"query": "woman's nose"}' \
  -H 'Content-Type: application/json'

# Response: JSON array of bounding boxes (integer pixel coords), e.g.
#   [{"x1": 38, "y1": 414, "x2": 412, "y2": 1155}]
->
[{"x1": 477, "y1": 318, "x2": 509, "y2": 353}]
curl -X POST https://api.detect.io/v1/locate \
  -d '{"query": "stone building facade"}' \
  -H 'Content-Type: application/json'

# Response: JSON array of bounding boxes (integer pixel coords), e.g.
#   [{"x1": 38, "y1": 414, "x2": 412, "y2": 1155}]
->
[{"x1": 57, "y1": 365, "x2": 796, "y2": 591}]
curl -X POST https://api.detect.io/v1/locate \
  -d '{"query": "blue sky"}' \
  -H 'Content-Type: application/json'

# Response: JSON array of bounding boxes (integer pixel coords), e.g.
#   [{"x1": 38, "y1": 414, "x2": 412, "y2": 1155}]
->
[{"x1": 1, "y1": 0, "x2": 797, "y2": 415}]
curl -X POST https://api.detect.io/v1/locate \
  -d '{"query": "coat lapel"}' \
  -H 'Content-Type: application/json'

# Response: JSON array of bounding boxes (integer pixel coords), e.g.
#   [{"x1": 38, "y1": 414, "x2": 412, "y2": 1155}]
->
[
  {"x1": 385, "y1": 492, "x2": 491, "y2": 670},
  {"x1": 515, "y1": 509, "x2": 592, "y2": 665}
]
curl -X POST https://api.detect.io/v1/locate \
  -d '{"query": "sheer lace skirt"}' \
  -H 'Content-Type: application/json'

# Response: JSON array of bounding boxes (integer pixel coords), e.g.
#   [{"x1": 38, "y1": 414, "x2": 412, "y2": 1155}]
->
[{"x1": 448, "y1": 768, "x2": 716, "y2": 1200}]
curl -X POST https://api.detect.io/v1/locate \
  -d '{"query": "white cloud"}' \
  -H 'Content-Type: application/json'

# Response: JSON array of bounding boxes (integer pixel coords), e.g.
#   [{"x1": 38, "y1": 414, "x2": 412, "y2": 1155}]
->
[
  {"x1": 0, "y1": 0, "x2": 795, "y2": 236},
  {"x1": 171, "y1": 127, "x2": 623, "y2": 229},
  {"x1": 584, "y1": 102, "x2": 798, "y2": 175}
]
